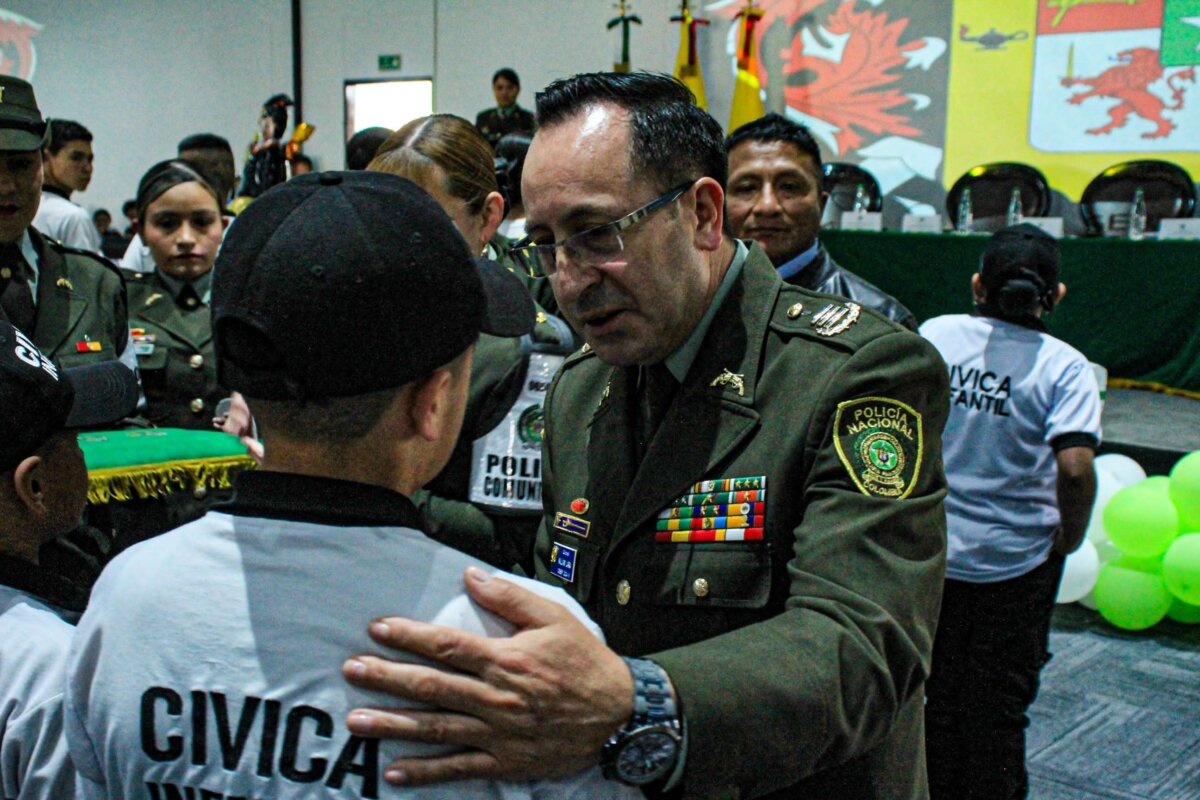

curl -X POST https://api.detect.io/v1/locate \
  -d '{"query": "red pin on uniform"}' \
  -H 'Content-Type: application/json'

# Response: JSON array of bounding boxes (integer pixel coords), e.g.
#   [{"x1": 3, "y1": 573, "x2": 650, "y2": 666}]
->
[{"x1": 570, "y1": 498, "x2": 590, "y2": 514}]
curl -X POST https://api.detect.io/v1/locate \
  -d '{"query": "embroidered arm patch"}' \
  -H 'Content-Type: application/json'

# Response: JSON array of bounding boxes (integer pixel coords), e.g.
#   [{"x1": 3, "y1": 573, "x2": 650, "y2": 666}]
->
[{"x1": 832, "y1": 396, "x2": 924, "y2": 499}]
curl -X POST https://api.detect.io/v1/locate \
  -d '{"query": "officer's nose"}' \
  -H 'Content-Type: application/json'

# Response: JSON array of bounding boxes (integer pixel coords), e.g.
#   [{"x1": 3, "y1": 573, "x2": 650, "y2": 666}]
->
[{"x1": 753, "y1": 184, "x2": 781, "y2": 216}]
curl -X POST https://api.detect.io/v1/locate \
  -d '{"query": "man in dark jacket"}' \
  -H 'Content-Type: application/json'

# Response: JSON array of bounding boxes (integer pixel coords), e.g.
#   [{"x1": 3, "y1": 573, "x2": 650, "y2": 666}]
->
[{"x1": 726, "y1": 113, "x2": 917, "y2": 330}]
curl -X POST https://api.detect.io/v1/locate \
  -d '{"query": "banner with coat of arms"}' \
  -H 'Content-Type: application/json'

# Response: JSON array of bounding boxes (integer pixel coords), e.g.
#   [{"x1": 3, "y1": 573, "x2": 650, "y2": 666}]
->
[{"x1": 698, "y1": 0, "x2": 1200, "y2": 209}]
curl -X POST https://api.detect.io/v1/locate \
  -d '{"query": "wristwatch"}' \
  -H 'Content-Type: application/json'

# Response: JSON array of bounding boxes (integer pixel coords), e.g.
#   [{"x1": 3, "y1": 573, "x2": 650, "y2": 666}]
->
[{"x1": 601, "y1": 657, "x2": 682, "y2": 786}]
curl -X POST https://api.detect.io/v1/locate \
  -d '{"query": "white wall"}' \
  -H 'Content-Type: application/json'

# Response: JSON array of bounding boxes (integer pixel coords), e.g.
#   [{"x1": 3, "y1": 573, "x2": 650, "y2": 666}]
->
[
  {"x1": 299, "y1": 0, "x2": 434, "y2": 172},
  {"x1": 434, "y1": 0, "x2": 679, "y2": 121},
  {"x1": 6, "y1": 0, "x2": 292, "y2": 221},
  {"x1": 5, "y1": 0, "x2": 692, "y2": 218}
]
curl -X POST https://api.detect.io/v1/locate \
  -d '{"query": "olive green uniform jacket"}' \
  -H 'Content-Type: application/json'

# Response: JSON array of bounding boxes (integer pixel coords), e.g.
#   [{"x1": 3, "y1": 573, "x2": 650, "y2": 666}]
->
[
  {"x1": 535, "y1": 246, "x2": 950, "y2": 799},
  {"x1": 474, "y1": 105, "x2": 535, "y2": 151},
  {"x1": 122, "y1": 269, "x2": 223, "y2": 430},
  {"x1": 19, "y1": 229, "x2": 129, "y2": 370}
]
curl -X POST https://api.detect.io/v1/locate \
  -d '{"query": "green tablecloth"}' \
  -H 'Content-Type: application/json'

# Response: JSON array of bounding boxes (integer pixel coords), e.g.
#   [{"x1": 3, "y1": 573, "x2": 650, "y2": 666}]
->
[
  {"x1": 821, "y1": 231, "x2": 1200, "y2": 394},
  {"x1": 80, "y1": 428, "x2": 256, "y2": 504}
]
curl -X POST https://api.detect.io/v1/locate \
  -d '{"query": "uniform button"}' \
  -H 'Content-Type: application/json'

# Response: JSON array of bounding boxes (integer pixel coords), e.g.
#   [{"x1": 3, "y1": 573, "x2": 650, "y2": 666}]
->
[
  {"x1": 616, "y1": 580, "x2": 631, "y2": 605},
  {"x1": 692, "y1": 578, "x2": 710, "y2": 598},
  {"x1": 189, "y1": 398, "x2": 204, "y2": 414},
  {"x1": 193, "y1": 484, "x2": 208, "y2": 500},
  {"x1": 184, "y1": 296, "x2": 198, "y2": 308},
  {"x1": 0, "y1": 267, "x2": 10, "y2": 279},
  {"x1": 188, "y1": 354, "x2": 204, "y2": 369},
  {"x1": 787, "y1": 302, "x2": 804, "y2": 319}
]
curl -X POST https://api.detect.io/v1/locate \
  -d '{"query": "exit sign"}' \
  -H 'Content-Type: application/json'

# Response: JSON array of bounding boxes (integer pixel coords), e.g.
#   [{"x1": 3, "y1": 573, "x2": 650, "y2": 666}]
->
[{"x1": 378, "y1": 54, "x2": 402, "y2": 71}]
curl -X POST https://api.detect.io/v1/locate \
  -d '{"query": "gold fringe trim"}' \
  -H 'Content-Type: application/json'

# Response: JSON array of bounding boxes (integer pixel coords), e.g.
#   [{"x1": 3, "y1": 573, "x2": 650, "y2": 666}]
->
[
  {"x1": 87, "y1": 456, "x2": 257, "y2": 504},
  {"x1": 1108, "y1": 378, "x2": 1200, "y2": 402}
]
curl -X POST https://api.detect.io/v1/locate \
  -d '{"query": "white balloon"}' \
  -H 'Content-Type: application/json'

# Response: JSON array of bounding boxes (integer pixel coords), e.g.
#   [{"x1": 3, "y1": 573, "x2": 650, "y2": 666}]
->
[
  {"x1": 1086, "y1": 468, "x2": 1123, "y2": 544},
  {"x1": 1095, "y1": 453, "x2": 1147, "y2": 487},
  {"x1": 1057, "y1": 539, "x2": 1101, "y2": 604}
]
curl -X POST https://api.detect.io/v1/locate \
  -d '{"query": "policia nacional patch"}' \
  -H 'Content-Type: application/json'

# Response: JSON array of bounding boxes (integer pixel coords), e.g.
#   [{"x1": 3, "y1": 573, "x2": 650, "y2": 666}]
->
[{"x1": 832, "y1": 396, "x2": 923, "y2": 499}]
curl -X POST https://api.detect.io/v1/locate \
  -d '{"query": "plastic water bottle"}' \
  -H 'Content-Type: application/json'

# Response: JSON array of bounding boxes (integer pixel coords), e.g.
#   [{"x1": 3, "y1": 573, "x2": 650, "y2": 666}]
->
[
  {"x1": 956, "y1": 188, "x2": 973, "y2": 233},
  {"x1": 1128, "y1": 186, "x2": 1147, "y2": 241},
  {"x1": 852, "y1": 183, "x2": 867, "y2": 213},
  {"x1": 1006, "y1": 187, "x2": 1023, "y2": 226}
]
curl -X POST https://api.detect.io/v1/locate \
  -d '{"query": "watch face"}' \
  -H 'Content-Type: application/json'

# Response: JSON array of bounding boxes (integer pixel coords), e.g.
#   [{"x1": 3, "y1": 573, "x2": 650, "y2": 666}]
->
[{"x1": 616, "y1": 728, "x2": 679, "y2": 785}]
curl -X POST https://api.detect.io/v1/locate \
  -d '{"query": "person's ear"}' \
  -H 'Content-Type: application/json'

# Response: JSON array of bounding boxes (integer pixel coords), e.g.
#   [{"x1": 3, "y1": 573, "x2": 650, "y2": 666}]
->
[
  {"x1": 409, "y1": 368, "x2": 453, "y2": 442},
  {"x1": 971, "y1": 273, "x2": 986, "y2": 303},
  {"x1": 691, "y1": 178, "x2": 724, "y2": 252},
  {"x1": 1055, "y1": 282, "x2": 1066, "y2": 304},
  {"x1": 480, "y1": 190, "x2": 505, "y2": 247},
  {"x1": 818, "y1": 189, "x2": 830, "y2": 214},
  {"x1": 11, "y1": 455, "x2": 46, "y2": 515}
]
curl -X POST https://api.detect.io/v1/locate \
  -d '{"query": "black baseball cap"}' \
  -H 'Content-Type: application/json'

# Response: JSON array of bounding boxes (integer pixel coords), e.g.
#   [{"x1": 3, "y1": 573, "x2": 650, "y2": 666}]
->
[
  {"x1": 0, "y1": 323, "x2": 139, "y2": 471},
  {"x1": 981, "y1": 223, "x2": 1061, "y2": 310},
  {"x1": 0, "y1": 76, "x2": 49, "y2": 152},
  {"x1": 213, "y1": 170, "x2": 535, "y2": 400}
]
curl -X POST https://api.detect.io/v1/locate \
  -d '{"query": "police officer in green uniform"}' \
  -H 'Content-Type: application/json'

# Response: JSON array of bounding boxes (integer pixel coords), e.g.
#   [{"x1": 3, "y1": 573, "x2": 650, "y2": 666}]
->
[
  {"x1": 368, "y1": 113, "x2": 570, "y2": 572},
  {"x1": 0, "y1": 75, "x2": 134, "y2": 612},
  {"x1": 123, "y1": 159, "x2": 226, "y2": 430},
  {"x1": 474, "y1": 68, "x2": 535, "y2": 152},
  {"x1": 342, "y1": 73, "x2": 950, "y2": 800}
]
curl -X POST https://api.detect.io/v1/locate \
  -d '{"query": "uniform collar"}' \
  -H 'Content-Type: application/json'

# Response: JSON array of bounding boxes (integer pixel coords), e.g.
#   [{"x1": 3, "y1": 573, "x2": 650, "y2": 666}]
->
[
  {"x1": 222, "y1": 470, "x2": 424, "y2": 529},
  {"x1": 156, "y1": 267, "x2": 213, "y2": 306},
  {"x1": 774, "y1": 239, "x2": 821, "y2": 281},
  {"x1": 661, "y1": 239, "x2": 748, "y2": 383},
  {"x1": 43, "y1": 185, "x2": 71, "y2": 200}
]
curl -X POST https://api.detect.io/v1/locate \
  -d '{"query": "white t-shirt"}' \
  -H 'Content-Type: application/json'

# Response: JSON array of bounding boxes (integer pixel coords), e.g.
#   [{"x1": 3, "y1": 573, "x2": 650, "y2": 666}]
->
[
  {"x1": 65, "y1": 473, "x2": 638, "y2": 800},
  {"x1": 919, "y1": 314, "x2": 1101, "y2": 582},
  {"x1": 119, "y1": 233, "x2": 155, "y2": 273},
  {"x1": 0, "y1": 584, "x2": 76, "y2": 799},
  {"x1": 33, "y1": 191, "x2": 102, "y2": 254}
]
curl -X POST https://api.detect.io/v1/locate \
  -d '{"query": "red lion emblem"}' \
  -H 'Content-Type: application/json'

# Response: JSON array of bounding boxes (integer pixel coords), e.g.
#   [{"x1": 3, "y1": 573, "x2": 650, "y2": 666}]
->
[
  {"x1": 0, "y1": 9, "x2": 42, "y2": 81},
  {"x1": 1061, "y1": 47, "x2": 1196, "y2": 139}
]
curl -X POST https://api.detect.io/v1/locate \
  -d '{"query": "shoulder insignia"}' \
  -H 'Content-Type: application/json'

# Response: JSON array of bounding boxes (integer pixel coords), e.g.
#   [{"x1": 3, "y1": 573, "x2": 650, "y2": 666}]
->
[
  {"x1": 833, "y1": 396, "x2": 923, "y2": 500},
  {"x1": 812, "y1": 302, "x2": 861, "y2": 337},
  {"x1": 536, "y1": 310, "x2": 548, "y2": 324},
  {"x1": 144, "y1": 292, "x2": 163, "y2": 308},
  {"x1": 55, "y1": 277, "x2": 73, "y2": 291},
  {"x1": 709, "y1": 369, "x2": 745, "y2": 397},
  {"x1": 580, "y1": 342, "x2": 591, "y2": 354}
]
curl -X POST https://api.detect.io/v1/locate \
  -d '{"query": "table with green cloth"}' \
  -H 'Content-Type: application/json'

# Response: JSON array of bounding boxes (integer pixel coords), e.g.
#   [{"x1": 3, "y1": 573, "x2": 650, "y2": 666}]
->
[
  {"x1": 821, "y1": 231, "x2": 1200, "y2": 395},
  {"x1": 80, "y1": 428, "x2": 257, "y2": 505}
]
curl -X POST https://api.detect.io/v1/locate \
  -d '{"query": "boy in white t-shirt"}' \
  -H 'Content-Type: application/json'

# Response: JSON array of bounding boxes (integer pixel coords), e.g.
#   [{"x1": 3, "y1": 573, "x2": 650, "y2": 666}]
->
[
  {"x1": 64, "y1": 172, "x2": 639, "y2": 800},
  {"x1": 919, "y1": 223, "x2": 1100, "y2": 800}
]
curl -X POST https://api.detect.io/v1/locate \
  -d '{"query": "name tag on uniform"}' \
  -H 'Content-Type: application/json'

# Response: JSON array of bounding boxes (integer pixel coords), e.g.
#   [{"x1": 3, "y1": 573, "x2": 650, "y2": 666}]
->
[
  {"x1": 132, "y1": 330, "x2": 157, "y2": 356},
  {"x1": 553, "y1": 512, "x2": 590, "y2": 539},
  {"x1": 549, "y1": 542, "x2": 578, "y2": 583}
]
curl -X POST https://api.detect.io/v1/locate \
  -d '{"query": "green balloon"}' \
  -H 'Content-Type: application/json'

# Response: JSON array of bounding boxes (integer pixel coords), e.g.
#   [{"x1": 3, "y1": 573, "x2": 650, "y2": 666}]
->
[
  {"x1": 1139, "y1": 476, "x2": 1171, "y2": 494},
  {"x1": 1162, "y1": 533, "x2": 1200, "y2": 605},
  {"x1": 1166, "y1": 598, "x2": 1200, "y2": 625},
  {"x1": 1170, "y1": 451, "x2": 1200, "y2": 531},
  {"x1": 1103, "y1": 486, "x2": 1179, "y2": 558},
  {"x1": 1093, "y1": 563, "x2": 1172, "y2": 630}
]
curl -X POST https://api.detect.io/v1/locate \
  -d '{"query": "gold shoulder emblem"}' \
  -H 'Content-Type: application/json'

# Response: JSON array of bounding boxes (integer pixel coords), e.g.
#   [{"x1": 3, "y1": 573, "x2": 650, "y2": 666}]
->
[
  {"x1": 812, "y1": 302, "x2": 861, "y2": 337},
  {"x1": 55, "y1": 277, "x2": 74, "y2": 291}
]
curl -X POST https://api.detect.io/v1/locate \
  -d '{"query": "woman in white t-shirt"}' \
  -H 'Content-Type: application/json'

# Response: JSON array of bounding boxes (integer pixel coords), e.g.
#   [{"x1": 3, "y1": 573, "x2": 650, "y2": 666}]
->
[{"x1": 919, "y1": 223, "x2": 1101, "y2": 800}]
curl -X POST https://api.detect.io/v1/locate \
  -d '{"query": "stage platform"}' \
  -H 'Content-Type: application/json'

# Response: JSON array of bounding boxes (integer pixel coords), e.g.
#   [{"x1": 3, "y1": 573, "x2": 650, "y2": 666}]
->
[{"x1": 1099, "y1": 388, "x2": 1199, "y2": 476}]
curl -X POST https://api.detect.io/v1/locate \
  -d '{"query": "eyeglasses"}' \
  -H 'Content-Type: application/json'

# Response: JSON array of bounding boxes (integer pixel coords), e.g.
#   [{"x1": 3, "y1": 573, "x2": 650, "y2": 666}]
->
[{"x1": 509, "y1": 179, "x2": 696, "y2": 278}]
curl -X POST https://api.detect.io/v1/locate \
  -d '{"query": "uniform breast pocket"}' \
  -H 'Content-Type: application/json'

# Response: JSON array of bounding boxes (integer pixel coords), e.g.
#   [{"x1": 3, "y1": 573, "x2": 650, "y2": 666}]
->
[
  {"x1": 135, "y1": 347, "x2": 169, "y2": 393},
  {"x1": 650, "y1": 542, "x2": 773, "y2": 609}
]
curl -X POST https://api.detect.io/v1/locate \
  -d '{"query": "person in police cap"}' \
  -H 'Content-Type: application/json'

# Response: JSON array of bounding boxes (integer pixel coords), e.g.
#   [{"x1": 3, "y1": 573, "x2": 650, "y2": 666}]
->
[
  {"x1": 62, "y1": 170, "x2": 638, "y2": 800},
  {"x1": 0, "y1": 321, "x2": 137, "y2": 800},
  {"x1": 0, "y1": 74, "x2": 138, "y2": 611},
  {"x1": 919, "y1": 222, "x2": 1099, "y2": 800}
]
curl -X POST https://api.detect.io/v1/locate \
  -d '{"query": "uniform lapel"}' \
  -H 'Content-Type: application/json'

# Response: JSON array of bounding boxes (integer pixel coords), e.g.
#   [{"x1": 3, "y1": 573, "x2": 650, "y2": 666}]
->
[
  {"x1": 584, "y1": 365, "x2": 638, "y2": 545},
  {"x1": 135, "y1": 273, "x2": 213, "y2": 350},
  {"x1": 610, "y1": 249, "x2": 779, "y2": 549},
  {"x1": 31, "y1": 237, "x2": 88, "y2": 356}
]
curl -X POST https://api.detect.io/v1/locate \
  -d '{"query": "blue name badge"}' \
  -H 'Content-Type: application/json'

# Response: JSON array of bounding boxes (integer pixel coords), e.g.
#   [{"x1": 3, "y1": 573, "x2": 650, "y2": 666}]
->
[{"x1": 549, "y1": 542, "x2": 578, "y2": 583}]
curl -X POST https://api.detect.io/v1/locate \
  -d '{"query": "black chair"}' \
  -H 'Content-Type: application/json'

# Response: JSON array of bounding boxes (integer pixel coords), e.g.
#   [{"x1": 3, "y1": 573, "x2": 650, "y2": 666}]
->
[
  {"x1": 821, "y1": 162, "x2": 882, "y2": 228},
  {"x1": 1080, "y1": 160, "x2": 1197, "y2": 236},
  {"x1": 945, "y1": 162, "x2": 1051, "y2": 233}
]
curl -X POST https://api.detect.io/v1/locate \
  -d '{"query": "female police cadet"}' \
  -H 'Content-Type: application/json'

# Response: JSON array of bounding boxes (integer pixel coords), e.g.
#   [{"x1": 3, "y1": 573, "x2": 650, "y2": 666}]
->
[
  {"x1": 122, "y1": 160, "x2": 227, "y2": 429},
  {"x1": 368, "y1": 115, "x2": 573, "y2": 572}
]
